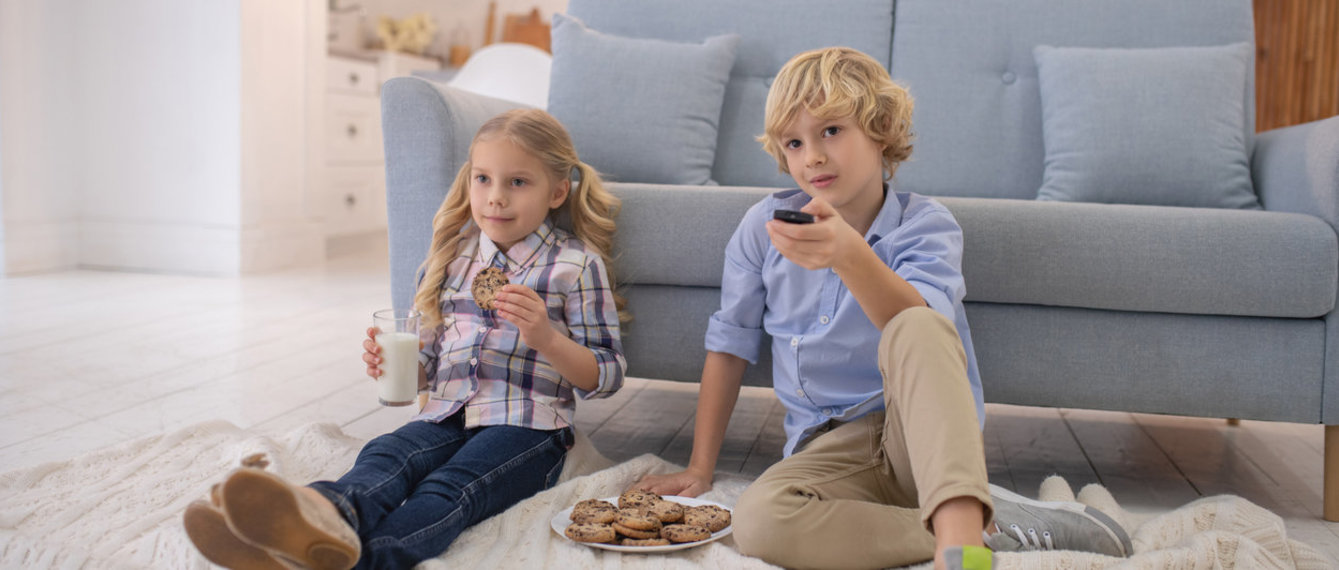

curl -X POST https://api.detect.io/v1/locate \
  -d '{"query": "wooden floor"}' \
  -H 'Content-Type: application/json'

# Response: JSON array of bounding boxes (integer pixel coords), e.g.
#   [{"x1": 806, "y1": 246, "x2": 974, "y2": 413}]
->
[{"x1": 2, "y1": 244, "x2": 1337, "y2": 559}]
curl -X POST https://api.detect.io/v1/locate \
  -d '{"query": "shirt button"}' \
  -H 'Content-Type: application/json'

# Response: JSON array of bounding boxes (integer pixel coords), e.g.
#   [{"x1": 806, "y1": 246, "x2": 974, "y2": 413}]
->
[
  {"x1": 469, "y1": 357, "x2": 478, "y2": 366},
  {"x1": 819, "y1": 315, "x2": 830, "y2": 324},
  {"x1": 824, "y1": 407, "x2": 835, "y2": 416},
  {"x1": 790, "y1": 338, "x2": 799, "y2": 347},
  {"x1": 795, "y1": 388, "x2": 805, "y2": 398}
]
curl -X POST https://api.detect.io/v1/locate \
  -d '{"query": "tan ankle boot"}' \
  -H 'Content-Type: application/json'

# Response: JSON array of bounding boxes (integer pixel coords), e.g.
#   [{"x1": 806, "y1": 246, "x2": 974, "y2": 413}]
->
[
  {"x1": 183, "y1": 484, "x2": 290, "y2": 570},
  {"x1": 219, "y1": 468, "x2": 361, "y2": 570}
]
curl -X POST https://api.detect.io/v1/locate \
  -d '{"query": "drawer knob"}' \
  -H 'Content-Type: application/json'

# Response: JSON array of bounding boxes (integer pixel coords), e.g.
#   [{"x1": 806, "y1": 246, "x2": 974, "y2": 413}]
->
[
  {"x1": 345, "y1": 194, "x2": 357, "y2": 207},
  {"x1": 349, "y1": 72, "x2": 360, "y2": 85},
  {"x1": 347, "y1": 124, "x2": 358, "y2": 138}
]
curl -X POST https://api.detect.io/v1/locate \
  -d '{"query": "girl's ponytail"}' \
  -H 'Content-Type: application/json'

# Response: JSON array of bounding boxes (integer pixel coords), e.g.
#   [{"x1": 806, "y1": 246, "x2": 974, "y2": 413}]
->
[{"x1": 565, "y1": 160, "x2": 627, "y2": 322}]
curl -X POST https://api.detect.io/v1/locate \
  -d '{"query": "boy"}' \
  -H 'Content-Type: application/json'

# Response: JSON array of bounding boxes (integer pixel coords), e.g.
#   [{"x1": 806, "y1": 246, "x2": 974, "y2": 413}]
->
[{"x1": 632, "y1": 47, "x2": 1132, "y2": 570}]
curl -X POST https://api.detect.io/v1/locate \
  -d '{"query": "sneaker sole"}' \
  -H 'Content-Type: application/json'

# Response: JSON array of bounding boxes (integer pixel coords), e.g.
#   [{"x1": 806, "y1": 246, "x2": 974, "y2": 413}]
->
[
  {"x1": 989, "y1": 484, "x2": 1132, "y2": 557},
  {"x1": 183, "y1": 500, "x2": 291, "y2": 570},
  {"x1": 220, "y1": 469, "x2": 360, "y2": 570}
]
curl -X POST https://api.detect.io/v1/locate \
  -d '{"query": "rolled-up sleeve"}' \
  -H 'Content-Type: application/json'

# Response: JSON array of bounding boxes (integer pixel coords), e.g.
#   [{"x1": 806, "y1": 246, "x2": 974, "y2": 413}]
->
[
  {"x1": 886, "y1": 205, "x2": 967, "y2": 322},
  {"x1": 567, "y1": 254, "x2": 626, "y2": 399},
  {"x1": 705, "y1": 204, "x2": 768, "y2": 364}
]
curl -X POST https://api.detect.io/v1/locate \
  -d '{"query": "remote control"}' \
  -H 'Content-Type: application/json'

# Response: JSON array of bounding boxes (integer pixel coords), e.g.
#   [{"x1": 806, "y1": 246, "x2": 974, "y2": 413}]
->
[{"x1": 773, "y1": 209, "x2": 815, "y2": 224}]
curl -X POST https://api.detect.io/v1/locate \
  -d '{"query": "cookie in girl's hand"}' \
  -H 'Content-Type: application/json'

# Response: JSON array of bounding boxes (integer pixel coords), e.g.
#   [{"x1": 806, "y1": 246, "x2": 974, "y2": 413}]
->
[{"x1": 471, "y1": 267, "x2": 510, "y2": 310}]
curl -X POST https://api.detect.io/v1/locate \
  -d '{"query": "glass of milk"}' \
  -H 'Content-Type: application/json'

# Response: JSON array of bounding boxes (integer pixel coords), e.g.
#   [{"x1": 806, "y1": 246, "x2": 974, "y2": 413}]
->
[{"x1": 372, "y1": 308, "x2": 422, "y2": 407}]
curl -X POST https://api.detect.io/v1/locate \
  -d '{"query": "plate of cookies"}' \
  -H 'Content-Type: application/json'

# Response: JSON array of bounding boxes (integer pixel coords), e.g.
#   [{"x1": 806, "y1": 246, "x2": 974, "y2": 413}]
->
[{"x1": 551, "y1": 490, "x2": 733, "y2": 553}]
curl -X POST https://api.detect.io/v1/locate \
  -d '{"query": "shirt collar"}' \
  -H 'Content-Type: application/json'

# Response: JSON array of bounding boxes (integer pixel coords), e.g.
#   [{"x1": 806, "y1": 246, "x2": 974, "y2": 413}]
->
[
  {"x1": 476, "y1": 219, "x2": 555, "y2": 270},
  {"x1": 863, "y1": 182, "x2": 904, "y2": 245}
]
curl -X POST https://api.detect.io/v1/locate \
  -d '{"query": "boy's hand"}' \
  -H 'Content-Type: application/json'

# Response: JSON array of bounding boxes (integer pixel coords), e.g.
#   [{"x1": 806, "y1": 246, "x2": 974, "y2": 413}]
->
[
  {"x1": 495, "y1": 284, "x2": 557, "y2": 350},
  {"x1": 765, "y1": 196, "x2": 863, "y2": 271},
  {"x1": 630, "y1": 469, "x2": 713, "y2": 498},
  {"x1": 362, "y1": 326, "x2": 384, "y2": 381}
]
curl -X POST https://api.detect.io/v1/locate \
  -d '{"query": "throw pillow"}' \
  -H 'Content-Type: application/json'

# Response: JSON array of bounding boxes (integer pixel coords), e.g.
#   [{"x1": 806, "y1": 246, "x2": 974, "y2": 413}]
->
[
  {"x1": 1033, "y1": 42, "x2": 1259, "y2": 209},
  {"x1": 548, "y1": 13, "x2": 739, "y2": 185}
]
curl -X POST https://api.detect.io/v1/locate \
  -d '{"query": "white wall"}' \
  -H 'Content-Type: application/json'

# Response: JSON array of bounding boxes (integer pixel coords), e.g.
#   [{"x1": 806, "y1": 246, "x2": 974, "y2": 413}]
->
[
  {"x1": 336, "y1": 0, "x2": 569, "y2": 62},
  {"x1": 75, "y1": 1, "x2": 246, "y2": 274},
  {"x1": 237, "y1": 0, "x2": 324, "y2": 273},
  {"x1": 0, "y1": 0, "x2": 82, "y2": 274},
  {"x1": 0, "y1": 0, "x2": 324, "y2": 276}
]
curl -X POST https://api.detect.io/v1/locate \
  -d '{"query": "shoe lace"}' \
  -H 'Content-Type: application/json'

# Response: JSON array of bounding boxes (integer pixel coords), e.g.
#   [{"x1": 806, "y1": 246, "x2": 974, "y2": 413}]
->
[{"x1": 1007, "y1": 523, "x2": 1055, "y2": 550}]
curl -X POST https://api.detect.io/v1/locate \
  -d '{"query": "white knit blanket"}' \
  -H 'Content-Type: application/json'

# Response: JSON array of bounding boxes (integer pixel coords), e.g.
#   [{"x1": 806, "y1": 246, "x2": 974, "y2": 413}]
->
[{"x1": 1, "y1": 421, "x2": 1333, "y2": 569}]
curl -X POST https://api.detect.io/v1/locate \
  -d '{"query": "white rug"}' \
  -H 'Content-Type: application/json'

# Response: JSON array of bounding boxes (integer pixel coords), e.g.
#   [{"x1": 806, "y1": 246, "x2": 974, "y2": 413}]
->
[{"x1": 0, "y1": 421, "x2": 1333, "y2": 569}]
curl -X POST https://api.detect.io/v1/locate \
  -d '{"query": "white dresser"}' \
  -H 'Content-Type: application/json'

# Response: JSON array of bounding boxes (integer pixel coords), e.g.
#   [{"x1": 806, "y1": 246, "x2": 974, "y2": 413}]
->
[{"x1": 322, "y1": 51, "x2": 439, "y2": 238}]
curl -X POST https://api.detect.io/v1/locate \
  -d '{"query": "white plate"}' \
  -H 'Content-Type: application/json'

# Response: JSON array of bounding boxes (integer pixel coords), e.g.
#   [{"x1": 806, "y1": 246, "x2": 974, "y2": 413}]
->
[{"x1": 550, "y1": 495, "x2": 733, "y2": 553}]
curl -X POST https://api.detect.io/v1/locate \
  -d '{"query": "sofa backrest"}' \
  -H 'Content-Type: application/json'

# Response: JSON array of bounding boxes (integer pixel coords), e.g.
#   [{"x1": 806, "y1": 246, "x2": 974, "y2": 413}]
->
[
  {"x1": 891, "y1": 0, "x2": 1256, "y2": 200},
  {"x1": 564, "y1": 0, "x2": 1256, "y2": 200},
  {"x1": 564, "y1": 0, "x2": 895, "y2": 189}
]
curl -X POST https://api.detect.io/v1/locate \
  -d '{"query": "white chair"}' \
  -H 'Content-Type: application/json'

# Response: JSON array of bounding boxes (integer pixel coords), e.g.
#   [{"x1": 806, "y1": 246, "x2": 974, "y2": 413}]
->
[{"x1": 447, "y1": 43, "x2": 552, "y2": 109}]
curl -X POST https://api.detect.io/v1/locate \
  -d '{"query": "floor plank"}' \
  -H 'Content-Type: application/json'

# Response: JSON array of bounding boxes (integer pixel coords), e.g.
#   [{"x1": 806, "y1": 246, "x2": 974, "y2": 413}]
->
[
  {"x1": 985, "y1": 404, "x2": 1100, "y2": 496},
  {"x1": 1059, "y1": 408, "x2": 1201, "y2": 516}
]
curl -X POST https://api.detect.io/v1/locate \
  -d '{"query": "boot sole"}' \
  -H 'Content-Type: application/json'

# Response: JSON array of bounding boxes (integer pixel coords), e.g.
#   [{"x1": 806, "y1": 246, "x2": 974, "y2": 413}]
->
[
  {"x1": 220, "y1": 469, "x2": 360, "y2": 570},
  {"x1": 183, "y1": 500, "x2": 290, "y2": 570}
]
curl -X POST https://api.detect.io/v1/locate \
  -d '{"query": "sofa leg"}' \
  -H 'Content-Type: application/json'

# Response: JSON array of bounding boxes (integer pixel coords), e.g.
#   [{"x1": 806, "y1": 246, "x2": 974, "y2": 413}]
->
[
  {"x1": 1226, "y1": 418, "x2": 1240, "y2": 426},
  {"x1": 1327, "y1": 425, "x2": 1339, "y2": 521}
]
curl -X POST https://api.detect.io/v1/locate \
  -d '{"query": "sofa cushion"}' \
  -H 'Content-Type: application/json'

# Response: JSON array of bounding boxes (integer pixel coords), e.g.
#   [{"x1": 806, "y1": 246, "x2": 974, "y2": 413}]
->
[
  {"x1": 609, "y1": 183, "x2": 774, "y2": 288},
  {"x1": 548, "y1": 13, "x2": 739, "y2": 186},
  {"x1": 564, "y1": 0, "x2": 893, "y2": 188},
  {"x1": 940, "y1": 197, "x2": 1337, "y2": 318},
  {"x1": 1033, "y1": 43, "x2": 1258, "y2": 209},
  {"x1": 890, "y1": 0, "x2": 1255, "y2": 201}
]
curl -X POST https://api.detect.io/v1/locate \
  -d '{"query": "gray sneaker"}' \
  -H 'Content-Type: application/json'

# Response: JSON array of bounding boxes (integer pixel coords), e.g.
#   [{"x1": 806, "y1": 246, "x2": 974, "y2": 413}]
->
[{"x1": 986, "y1": 484, "x2": 1133, "y2": 557}]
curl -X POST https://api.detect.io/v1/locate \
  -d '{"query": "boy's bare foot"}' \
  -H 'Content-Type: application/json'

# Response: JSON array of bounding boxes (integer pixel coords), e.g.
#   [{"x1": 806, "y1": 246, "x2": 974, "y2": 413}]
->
[{"x1": 219, "y1": 468, "x2": 361, "y2": 570}]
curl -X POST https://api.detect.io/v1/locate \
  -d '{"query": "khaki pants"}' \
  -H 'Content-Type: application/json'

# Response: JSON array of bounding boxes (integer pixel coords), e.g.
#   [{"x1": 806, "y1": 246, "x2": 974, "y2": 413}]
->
[{"x1": 732, "y1": 307, "x2": 992, "y2": 570}]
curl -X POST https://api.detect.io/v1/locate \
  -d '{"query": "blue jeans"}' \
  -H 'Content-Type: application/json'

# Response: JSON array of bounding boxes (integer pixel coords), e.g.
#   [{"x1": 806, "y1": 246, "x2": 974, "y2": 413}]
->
[{"x1": 309, "y1": 414, "x2": 572, "y2": 569}]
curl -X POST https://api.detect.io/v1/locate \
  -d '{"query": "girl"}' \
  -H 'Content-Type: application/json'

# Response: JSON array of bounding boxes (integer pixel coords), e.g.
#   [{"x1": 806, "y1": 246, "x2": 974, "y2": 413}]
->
[{"x1": 184, "y1": 108, "x2": 627, "y2": 570}]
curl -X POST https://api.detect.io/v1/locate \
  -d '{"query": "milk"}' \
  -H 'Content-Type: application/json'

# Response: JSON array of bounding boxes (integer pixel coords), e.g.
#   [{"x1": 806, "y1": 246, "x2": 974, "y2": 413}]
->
[{"x1": 376, "y1": 331, "x2": 419, "y2": 406}]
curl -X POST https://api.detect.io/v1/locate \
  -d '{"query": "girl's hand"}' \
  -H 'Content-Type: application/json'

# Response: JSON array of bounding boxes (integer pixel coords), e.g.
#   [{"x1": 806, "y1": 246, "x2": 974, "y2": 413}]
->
[
  {"x1": 362, "y1": 326, "x2": 383, "y2": 381},
  {"x1": 765, "y1": 196, "x2": 862, "y2": 271},
  {"x1": 494, "y1": 284, "x2": 557, "y2": 350}
]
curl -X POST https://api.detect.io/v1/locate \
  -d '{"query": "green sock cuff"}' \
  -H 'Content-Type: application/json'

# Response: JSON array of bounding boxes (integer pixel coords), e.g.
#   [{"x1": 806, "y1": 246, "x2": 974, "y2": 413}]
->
[{"x1": 961, "y1": 545, "x2": 993, "y2": 570}]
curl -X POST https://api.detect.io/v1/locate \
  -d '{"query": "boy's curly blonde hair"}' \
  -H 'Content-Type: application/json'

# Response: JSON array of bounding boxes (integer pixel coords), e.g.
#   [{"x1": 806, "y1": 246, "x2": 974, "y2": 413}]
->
[{"x1": 759, "y1": 47, "x2": 914, "y2": 179}]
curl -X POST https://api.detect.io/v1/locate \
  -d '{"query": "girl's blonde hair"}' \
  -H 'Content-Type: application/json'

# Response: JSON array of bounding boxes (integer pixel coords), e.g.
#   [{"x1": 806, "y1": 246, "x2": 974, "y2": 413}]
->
[
  {"x1": 413, "y1": 108, "x2": 625, "y2": 329},
  {"x1": 759, "y1": 47, "x2": 915, "y2": 179}
]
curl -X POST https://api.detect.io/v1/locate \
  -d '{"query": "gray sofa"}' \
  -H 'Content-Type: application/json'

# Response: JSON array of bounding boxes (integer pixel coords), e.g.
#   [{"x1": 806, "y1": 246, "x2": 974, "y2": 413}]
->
[{"x1": 380, "y1": 0, "x2": 1339, "y2": 519}]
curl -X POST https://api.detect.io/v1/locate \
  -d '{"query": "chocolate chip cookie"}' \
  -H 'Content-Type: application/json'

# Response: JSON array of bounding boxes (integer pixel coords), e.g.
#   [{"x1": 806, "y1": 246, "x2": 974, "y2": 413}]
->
[
  {"x1": 565, "y1": 522, "x2": 616, "y2": 544},
  {"x1": 470, "y1": 267, "x2": 509, "y2": 310}
]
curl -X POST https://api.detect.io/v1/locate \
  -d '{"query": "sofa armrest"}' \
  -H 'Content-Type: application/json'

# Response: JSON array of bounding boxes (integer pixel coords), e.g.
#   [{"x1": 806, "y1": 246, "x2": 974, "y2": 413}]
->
[
  {"x1": 380, "y1": 78, "x2": 529, "y2": 309},
  {"x1": 1253, "y1": 116, "x2": 1339, "y2": 231}
]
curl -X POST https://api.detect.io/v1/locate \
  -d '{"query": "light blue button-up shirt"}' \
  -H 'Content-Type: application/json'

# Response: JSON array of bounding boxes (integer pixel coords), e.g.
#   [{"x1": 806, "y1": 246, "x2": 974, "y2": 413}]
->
[{"x1": 705, "y1": 188, "x2": 984, "y2": 456}]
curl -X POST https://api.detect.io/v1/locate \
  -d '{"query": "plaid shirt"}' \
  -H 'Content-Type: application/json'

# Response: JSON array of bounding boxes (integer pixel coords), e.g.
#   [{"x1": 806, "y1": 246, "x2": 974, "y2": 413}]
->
[{"x1": 414, "y1": 220, "x2": 625, "y2": 430}]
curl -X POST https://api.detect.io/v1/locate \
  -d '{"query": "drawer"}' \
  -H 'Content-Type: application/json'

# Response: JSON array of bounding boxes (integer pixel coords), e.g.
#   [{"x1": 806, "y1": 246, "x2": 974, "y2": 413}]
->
[
  {"x1": 327, "y1": 56, "x2": 378, "y2": 95},
  {"x1": 325, "y1": 164, "x2": 387, "y2": 236},
  {"x1": 326, "y1": 92, "x2": 384, "y2": 162}
]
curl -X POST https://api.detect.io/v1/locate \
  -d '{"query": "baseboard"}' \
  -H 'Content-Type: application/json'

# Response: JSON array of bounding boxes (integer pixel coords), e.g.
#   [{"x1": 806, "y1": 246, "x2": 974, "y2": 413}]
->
[
  {"x1": 325, "y1": 230, "x2": 388, "y2": 260},
  {"x1": 1, "y1": 220, "x2": 81, "y2": 275},
  {"x1": 240, "y1": 221, "x2": 326, "y2": 273},
  {"x1": 79, "y1": 220, "x2": 241, "y2": 275},
  {"x1": 78, "y1": 219, "x2": 325, "y2": 275}
]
